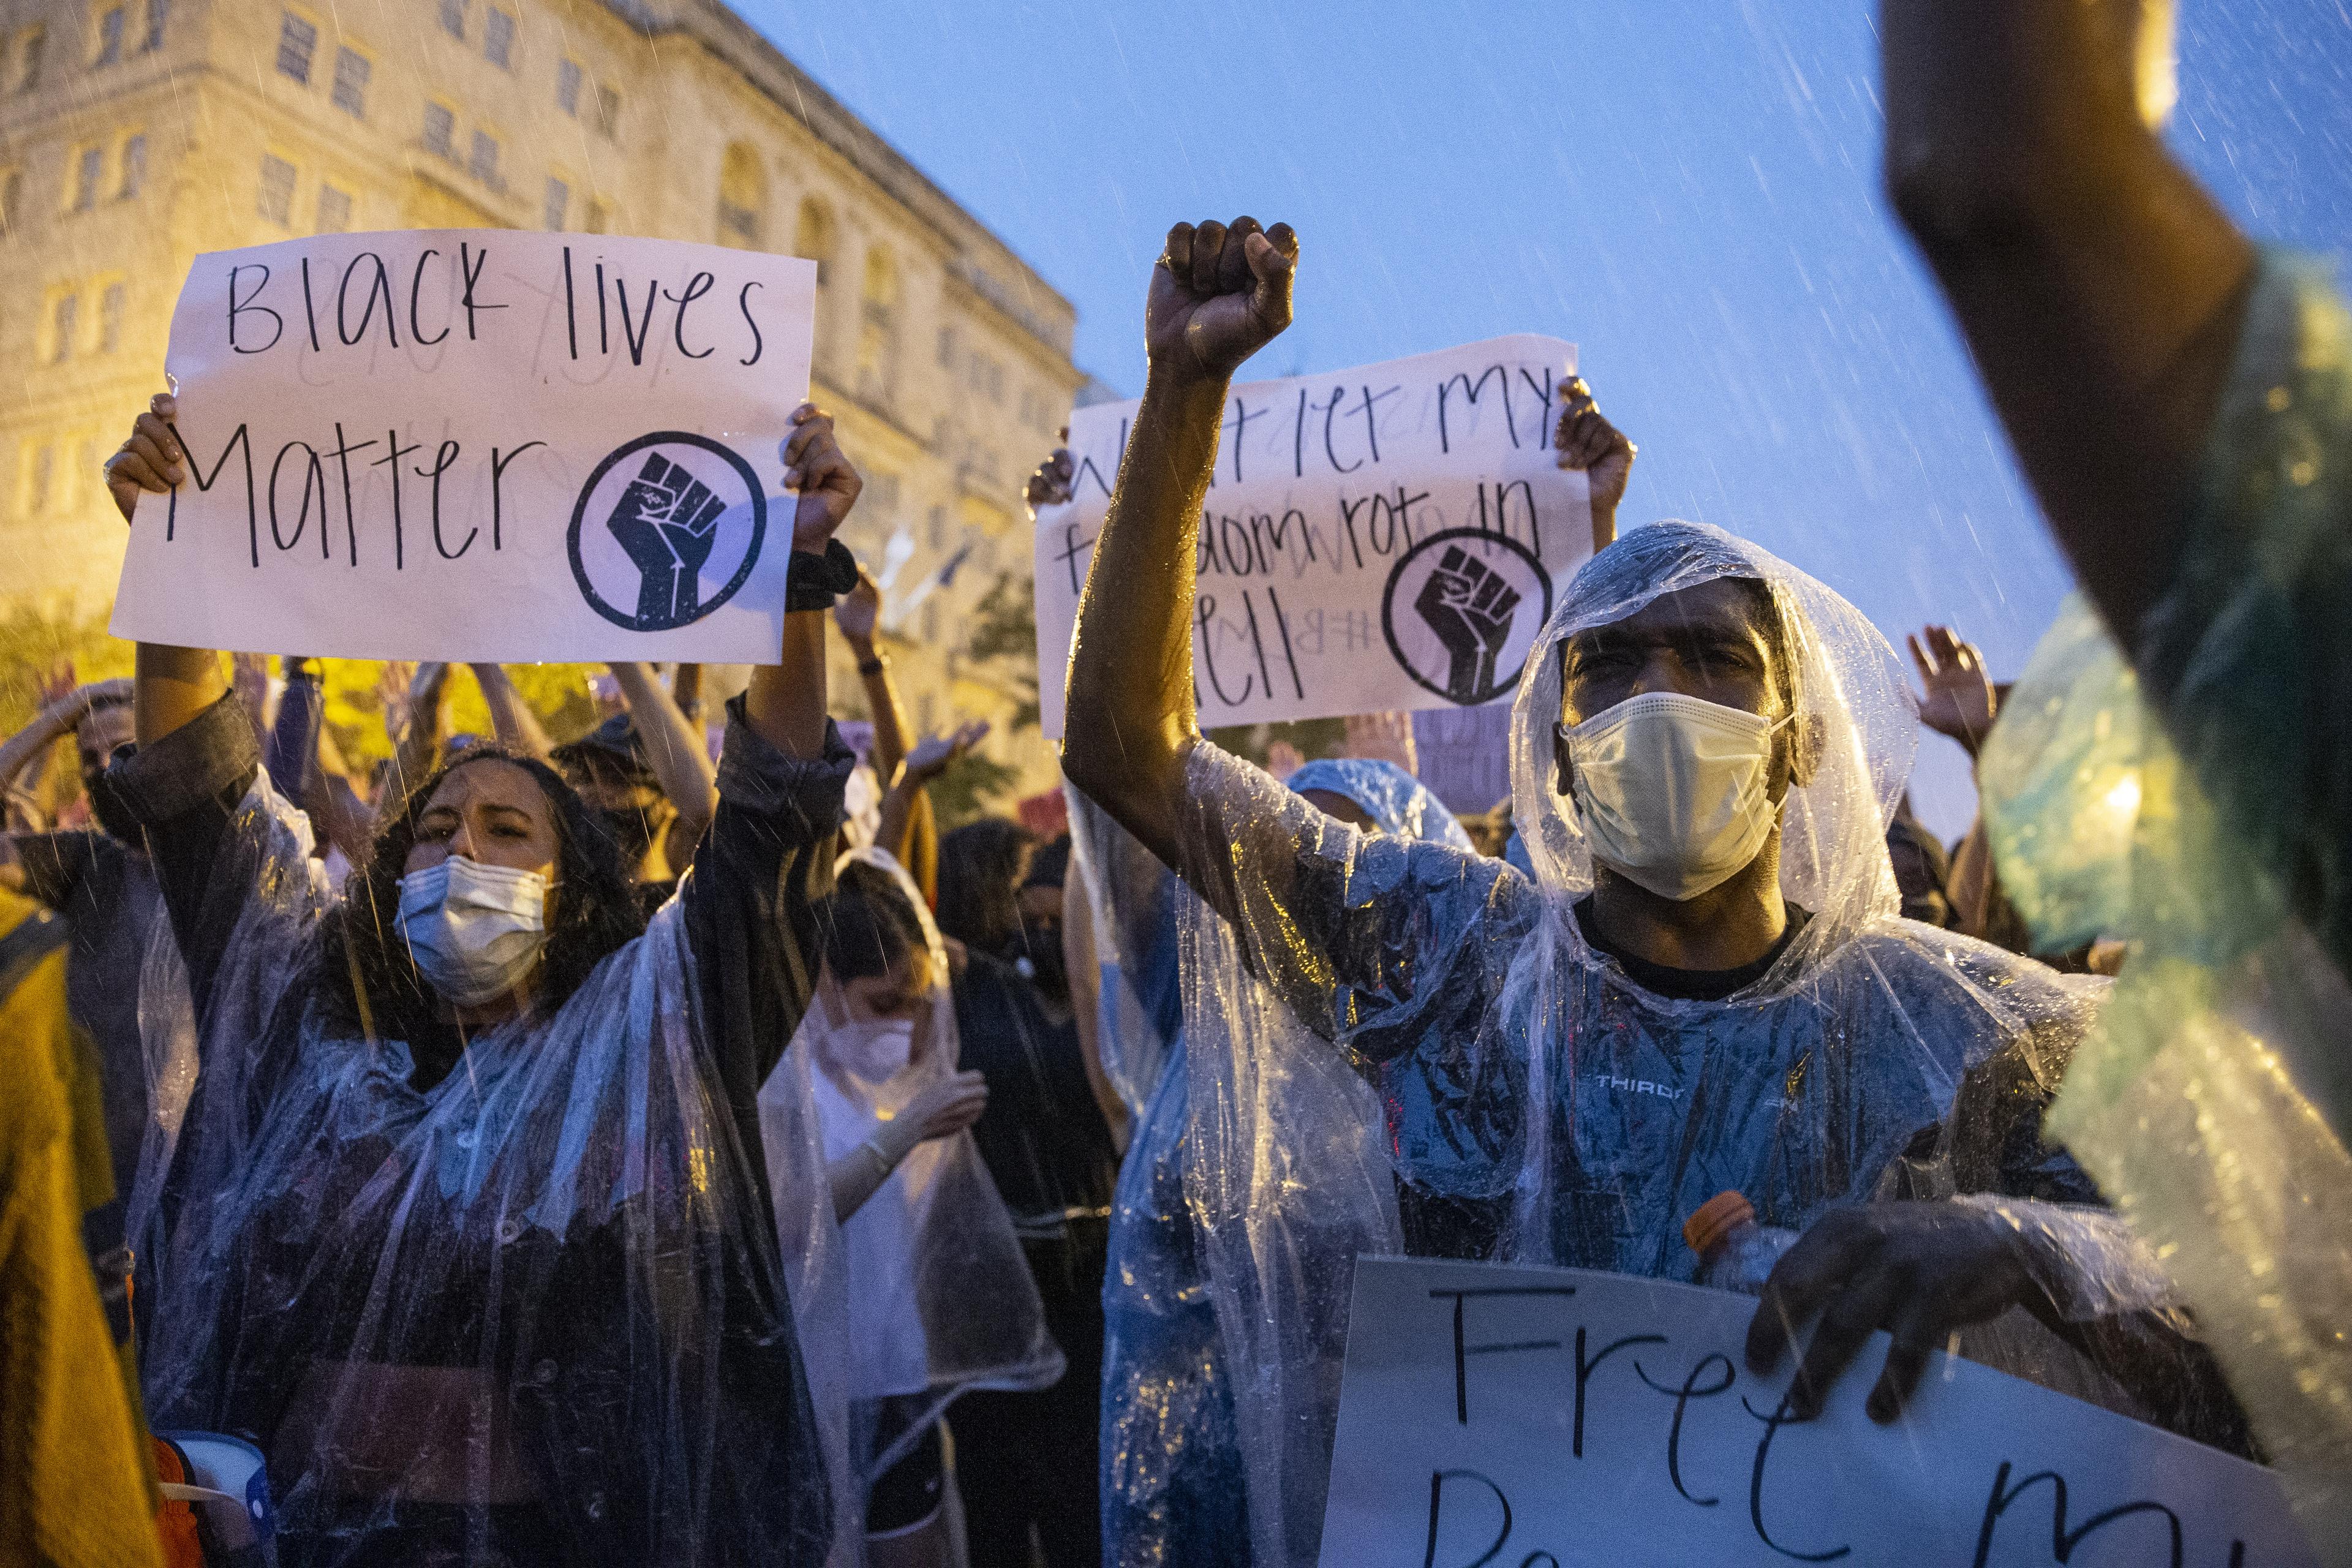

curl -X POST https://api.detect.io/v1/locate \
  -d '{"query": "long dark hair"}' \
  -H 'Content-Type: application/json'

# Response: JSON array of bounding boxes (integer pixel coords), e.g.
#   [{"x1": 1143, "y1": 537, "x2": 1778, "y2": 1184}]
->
[
  {"x1": 934, "y1": 818, "x2": 1037, "y2": 953},
  {"x1": 315, "y1": 747, "x2": 644, "y2": 1082},
  {"x1": 816, "y1": 859, "x2": 927, "y2": 983}
]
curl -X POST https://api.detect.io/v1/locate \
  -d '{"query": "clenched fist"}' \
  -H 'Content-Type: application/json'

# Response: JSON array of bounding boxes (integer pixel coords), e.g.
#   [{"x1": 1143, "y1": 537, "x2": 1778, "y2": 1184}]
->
[{"x1": 1147, "y1": 217, "x2": 1299, "y2": 385}]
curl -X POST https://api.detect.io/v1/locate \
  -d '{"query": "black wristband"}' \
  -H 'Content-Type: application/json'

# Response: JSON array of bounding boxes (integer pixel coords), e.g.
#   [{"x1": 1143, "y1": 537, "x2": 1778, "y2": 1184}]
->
[
  {"x1": 856, "y1": 654, "x2": 887, "y2": 677},
  {"x1": 784, "y1": 539, "x2": 860, "y2": 612}
]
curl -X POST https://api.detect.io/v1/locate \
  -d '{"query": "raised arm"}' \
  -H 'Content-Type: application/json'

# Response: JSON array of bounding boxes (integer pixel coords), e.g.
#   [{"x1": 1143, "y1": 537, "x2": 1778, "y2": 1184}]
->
[
  {"x1": 831, "y1": 570, "x2": 938, "y2": 886},
  {"x1": 1059, "y1": 217, "x2": 1297, "y2": 864},
  {"x1": 1881, "y1": 0, "x2": 2255, "y2": 647},
  {"x1": 608, "y1": 661, "x2": 718, "y2": 853},
  {"x1": 875, "y1": 722, "x2": 987, "y2": 872},
  {"x1": 468, "y1": 663, "x2": 556, "y2": 761},
  {"x1": 745, "y1": 403, "x2": 858, "y2": 760},
  {"x1": 386, "y1": 662, "x2": 452, "y2": 805}
]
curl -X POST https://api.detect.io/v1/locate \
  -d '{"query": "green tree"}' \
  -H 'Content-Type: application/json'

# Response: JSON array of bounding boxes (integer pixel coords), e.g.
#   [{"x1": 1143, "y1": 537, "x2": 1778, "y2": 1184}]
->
[{"x1": 963, "y1": 571, "x2": 1040, "y2": 732}]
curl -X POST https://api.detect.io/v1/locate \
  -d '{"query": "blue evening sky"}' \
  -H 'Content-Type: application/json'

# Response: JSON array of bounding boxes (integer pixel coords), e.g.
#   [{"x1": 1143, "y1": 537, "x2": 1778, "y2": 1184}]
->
[{"x1": 734, "y1": 0, "x2": 2352, "y2": 835}]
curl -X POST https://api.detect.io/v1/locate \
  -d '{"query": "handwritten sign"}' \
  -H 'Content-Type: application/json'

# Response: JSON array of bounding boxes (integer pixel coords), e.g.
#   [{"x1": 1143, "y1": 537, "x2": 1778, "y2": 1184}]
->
[
  {"x1": 1321, "y1": 1257, "x2": 2313, "y2": 1568},
  {"x1": 1033, "y1": 336, "x2": 1591, "y2": 737},
  {"x1": 111, "y1": 232, "x2": 816, "y2": 662}
]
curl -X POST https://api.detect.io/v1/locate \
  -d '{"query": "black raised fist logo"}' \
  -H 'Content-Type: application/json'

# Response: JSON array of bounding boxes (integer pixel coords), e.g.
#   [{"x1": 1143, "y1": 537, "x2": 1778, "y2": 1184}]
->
[
  {"x1": 606, "y1": 453, "x2": 726, "y2": 629},
  {"x1": 1413, "y1": 545, "x2": 1522, "y2": 702}
]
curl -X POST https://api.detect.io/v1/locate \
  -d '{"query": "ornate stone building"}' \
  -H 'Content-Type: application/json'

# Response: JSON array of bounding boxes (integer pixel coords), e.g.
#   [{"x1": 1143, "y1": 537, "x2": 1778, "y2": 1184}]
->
[{"x1": 0, "y1": 0, "x2": 1077, "y2": 788}]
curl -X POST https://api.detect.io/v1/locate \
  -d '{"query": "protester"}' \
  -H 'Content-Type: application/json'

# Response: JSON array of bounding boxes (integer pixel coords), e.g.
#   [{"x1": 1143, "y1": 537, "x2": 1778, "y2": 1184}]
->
[
  {"x1": 837, "y1": 567, "x2": 948, "y2": 899},
  {"x1": 1887, "y1": 0, "x2": 2352, "y2": 1522},
  {"x1": 0, "y1": 883, "x2": 164, "y2": 1567},
  {"x1": 1, "y1": 676, "x2": 173, "y2": 1229},
  {"x1": 929, "y1": 822, "x2": 1120, "y2": 1568},
  {"x1": 98, "y1": 389, "x2": 867, "y2": 1565},
  {"x1": 1061, "y1": 215, "x2": 2250, "y2": 1560},
  {"x1": 551, "y1": 662, "x2": 718, "y2": 894},
  {"x1": 760, "y1": 850, "x2": 1059, "y2": 1568}
]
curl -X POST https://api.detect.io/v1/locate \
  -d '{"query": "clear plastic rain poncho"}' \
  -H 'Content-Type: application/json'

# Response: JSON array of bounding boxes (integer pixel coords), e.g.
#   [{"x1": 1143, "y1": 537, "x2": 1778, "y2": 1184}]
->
[
  {"x1": 1172, "y1": 520, "x2": 2230, "y2": 1566},
  {"x1": 1980, "y1": 249, "x2": 2352, "y2": 1548},
  {"x1": 1074, "y1": 762, "x2": 1469, "y2": 1568},
  {"x1": 759, "y1": 848, "x2": 1064, "y2": 1497},
  {"x1": 122, "y1": 695, "x2": 846, "y2": 1567}
]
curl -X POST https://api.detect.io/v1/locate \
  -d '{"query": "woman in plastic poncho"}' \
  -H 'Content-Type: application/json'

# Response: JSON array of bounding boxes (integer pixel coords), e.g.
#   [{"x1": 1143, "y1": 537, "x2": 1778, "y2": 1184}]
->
[
  {"x1": 1061, "y1": 218, "x2": 2255, "y2": 1566},
  {"x1": 99, "y1": 393, "x2": 867, "y2": 1566},
  {"x1": 1071, "y1": 758, "x2": 1468, "y2": 1568}
]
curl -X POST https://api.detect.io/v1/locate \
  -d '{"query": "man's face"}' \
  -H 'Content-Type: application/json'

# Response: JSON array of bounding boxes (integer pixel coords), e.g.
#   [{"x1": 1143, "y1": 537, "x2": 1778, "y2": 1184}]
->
[
  {"x1": 76, "y1": 703, "x2": 136, "y2": 788},
  {"x1": 1555, "y1": 578, "x2": 1803, "y2": 799}
]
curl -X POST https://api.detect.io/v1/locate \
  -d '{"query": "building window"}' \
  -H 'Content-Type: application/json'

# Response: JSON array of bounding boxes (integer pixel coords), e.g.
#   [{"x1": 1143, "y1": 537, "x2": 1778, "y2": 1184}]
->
[
  {"x1": 422, "y1": 102, "x2": 455, "y2": 159},
  {"x1": 468, "y1": 129, "x2": 499, "y2": 184},
  {"x1": 543, "y1": 175, "x2": 567, "y2": 232},
  {"x1": 794, "y1": 200, "x2": 833, "y2": 289},
  {"x1": 72, "y1": 146, "x2": 102, "y2": 211},
  {"x1": 18, "y1": 25, "x2": 43, "y2": 92},
  {"x1": 592, "y1": 83, "x2": 619, "y2": 138},
  {"x1": 94, "y1": 6, "x2": 126, "y2": 66},
  {"x1": 99, "y1": 282, "x2": 125, "y2": 352},
  {"x1": 142, "y1": 0, "x2": 166, "y2": 51},
  {"x1": 0, "y1": 169, "x2": 21, "y2": 233},
  {"x1": 584, "y1": 197, "x2": 609, "y2": 235},
  {"x1": 330, "y1": 47, "x2": 367, "y2": 116},
  {"x1": 439, "y1": 0, "x2": 464, "y2": 40},
  {"x1": 258, "y1": 154, "x2": 295, "y2": 225},
  {"x1": 50, "y1": 294, "x2": 77, "y2": 363},
  {"x1": 276, "y1": 12, "x2": 315, "y2": 84},
  {"x1": 317, "y1": 183, "x2": 350, "y2": 232},
  {"x1": 936, "y1": 325, "x2": 957, "y2": 371},
  {"x1": 483, "y1": 7, "x2": 513, "y2": 67},
  {"x1": 117, "y1": 134, "x2": 145, "y2": 198},
  {"x1": 26, "y1": 444, "x2": 55, "y2": 514},
  {"x1": 556, "y1": 57, "x2": 581, "y2": 115},
  {"x1": 717, "y1": 143, "x2": 764, "y2": 247}
]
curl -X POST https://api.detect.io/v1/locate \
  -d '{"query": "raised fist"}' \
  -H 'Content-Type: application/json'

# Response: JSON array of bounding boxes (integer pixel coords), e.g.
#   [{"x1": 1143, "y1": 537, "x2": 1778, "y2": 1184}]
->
[
  {"x1": 608, "y1": 452, "x2": 726, "y2": 628},
  {"x1": 1147, "y1": 217, "x2": 1299, "y2": 385},
  {"x1": 1024, "y1": 435, "x2": 1074, "y2": 518},
  {"x1": 1414, "y1": 545, "x2": 1522, "y2": 703}
]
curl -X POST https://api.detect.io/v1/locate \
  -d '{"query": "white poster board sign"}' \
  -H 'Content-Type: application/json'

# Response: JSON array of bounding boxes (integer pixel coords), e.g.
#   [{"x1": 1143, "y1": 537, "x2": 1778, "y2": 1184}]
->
[
  {"x1": 1033, "y1": 336, "x2": 1591, "y2": 738},
  {"x1": 1321, "y1": 1257, "x2": 2313, "y2": 1568},
  {"x1": 111, "y1": 232, "x2": 816, "y2": 662}
]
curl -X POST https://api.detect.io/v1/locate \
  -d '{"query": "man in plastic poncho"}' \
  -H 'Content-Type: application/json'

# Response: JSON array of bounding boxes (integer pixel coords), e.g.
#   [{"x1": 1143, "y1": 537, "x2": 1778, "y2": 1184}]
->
[{"x1": 1060, "y1": 216, "x2": 2253, "y2": 1561}]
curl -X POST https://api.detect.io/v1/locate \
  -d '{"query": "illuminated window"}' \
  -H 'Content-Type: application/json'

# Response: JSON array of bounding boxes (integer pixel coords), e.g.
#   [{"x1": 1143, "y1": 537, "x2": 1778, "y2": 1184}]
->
[
  {"x1": 717, "y1": 143, "x2": 764, "y2": 246},
  {"x1": 556, "y1": 58, "x2": 580, "y2": 115},
  {"x1": 794, "y1": 199, "x2": 833, "y2": 288},
  {"x1": 439, "y1": 0, "x2": 464, "y2": 40},
  {"x1": 99, "y1": 282, "x2": 125, "y2": 352},
  {"x1": 258, "y1": 153, "x2": 295, "y2": 225},
  {"x1": 94, "y1": 6, "x2": 125, "y2": 66},
  {"x1": 117, "y1": 133, "x2": 145, "y2": 197},
  {"x1": 141, "y1": 0, "x2": 165, "y2": 51},
  {"x1": 317, "y1": 183, "x2": 350, "y2": 233},
  {"x1": 483, "y1": 7, "x2": 513, "y2": 68},
  {"x1": 72, "y1": 145, "x2": 100, "y2": 210},
  {"x1": 275, "y1": 12, "x2": 314, "y2": 84},
  {"x1": 18, "y1": 26, "x2": 45, "y2": 92},
  {"x1": 422, "y1": 102, "x2": 454, "y2": 158},
  {"x1": 468, "y1": 129, "x2": 499, "y2": 184}
]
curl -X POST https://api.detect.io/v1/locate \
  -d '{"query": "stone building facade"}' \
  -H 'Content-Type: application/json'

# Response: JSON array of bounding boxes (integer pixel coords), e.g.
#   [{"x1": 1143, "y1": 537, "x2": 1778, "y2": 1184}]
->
[{"x1": 0, "y1": 0, "x2": 1077, "y2": 788}]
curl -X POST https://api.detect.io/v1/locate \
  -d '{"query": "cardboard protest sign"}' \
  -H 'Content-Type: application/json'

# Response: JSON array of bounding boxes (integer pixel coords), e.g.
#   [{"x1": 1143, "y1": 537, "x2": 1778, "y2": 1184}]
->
[
  {"x1": 1320, "y1": 1257, "x2": 2314, "y2": 1567},
  {"x1": 111, "y1": 232, "x2": 816, "y2": 662},
  {"x1": 1032, "y1": 336, "x2": 1591, "y2": 738}
]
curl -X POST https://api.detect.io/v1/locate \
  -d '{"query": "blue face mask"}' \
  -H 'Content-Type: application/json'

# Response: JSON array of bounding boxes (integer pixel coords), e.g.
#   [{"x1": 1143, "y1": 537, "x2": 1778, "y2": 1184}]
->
[{"x1": 396, "y1": 855, "x2": 551, "y2": 1006}]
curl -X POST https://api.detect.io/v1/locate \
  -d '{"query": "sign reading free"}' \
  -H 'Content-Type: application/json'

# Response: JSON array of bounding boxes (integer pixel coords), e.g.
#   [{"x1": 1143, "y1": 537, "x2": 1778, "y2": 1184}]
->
[
  {"x1": 111, "y1": 231, "x2": 816, "y2": 662},
  {"x1": 1321, "y1": 1257, "x2": 2313, "y2": 1568}
]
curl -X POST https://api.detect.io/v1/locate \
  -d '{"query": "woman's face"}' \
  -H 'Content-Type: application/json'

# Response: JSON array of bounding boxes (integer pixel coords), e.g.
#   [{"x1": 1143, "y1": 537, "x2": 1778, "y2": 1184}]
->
[{"x1": 406, "y1": 760, "x2": 562, "y2": 888}]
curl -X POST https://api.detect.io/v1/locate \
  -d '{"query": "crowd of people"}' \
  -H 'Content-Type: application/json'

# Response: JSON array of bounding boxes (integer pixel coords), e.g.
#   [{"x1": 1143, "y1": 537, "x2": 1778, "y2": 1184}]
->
[{"x1": 4, "y1": 0, "x2": 2348, "y2": 1563}]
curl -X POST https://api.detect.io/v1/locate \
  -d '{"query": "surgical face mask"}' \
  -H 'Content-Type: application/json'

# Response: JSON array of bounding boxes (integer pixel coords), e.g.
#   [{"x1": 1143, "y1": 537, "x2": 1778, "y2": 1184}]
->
[
  {"x1": 1561, "y1": 691, "x2": 1785, "y2": 902},
  {"x1": 396, "y1": 856, "x2": 551, "y2": 1008},
  {"x1": 828, "y1": 1015, "x2": 917, "y2": 1084}
]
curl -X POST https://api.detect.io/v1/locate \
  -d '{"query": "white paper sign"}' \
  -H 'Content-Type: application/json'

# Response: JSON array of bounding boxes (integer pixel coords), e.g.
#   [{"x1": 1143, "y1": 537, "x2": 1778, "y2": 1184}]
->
[
  {"x1": 1033, "y1": 336, "x2": 1591, "y2": 738},
  {"x1": 111, "y1": 231, "x2": 816, "y2": 662},
  {"x1": 1321, "y1": 1257, "x2": 2313, "y2": 1568}
]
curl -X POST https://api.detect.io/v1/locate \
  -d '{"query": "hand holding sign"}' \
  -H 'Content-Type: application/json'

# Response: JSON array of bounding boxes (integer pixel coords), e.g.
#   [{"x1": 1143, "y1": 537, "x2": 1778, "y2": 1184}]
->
[
  {"x1": 105, "y1": 393, "x2": 186, "y2": 522},
  {"x1": 1149, "y1": 218, "x2": 1300, "y2": 384},
  {"x1": 781, "y1": 401, "x2": 861, "y2": 552}
]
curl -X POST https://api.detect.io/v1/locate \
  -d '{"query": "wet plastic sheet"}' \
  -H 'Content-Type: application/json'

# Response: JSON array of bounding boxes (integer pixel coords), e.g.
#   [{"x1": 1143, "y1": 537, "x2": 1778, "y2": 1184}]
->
[{"x1": 1173, "y1": 521, "x2": 2199, "y2": 1566}]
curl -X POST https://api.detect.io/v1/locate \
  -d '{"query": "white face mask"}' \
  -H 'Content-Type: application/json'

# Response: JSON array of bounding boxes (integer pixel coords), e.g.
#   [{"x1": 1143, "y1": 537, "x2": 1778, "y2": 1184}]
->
[
  {"x1": 396, "y1": 856, "x2": 551, "y2": 1008},
  {"x1": 1561, "y1": 691, "x2": 1785, "y2": 902},
  {"x1": 826, "y1": 1016, "x2": 918, "y2": 1087}
]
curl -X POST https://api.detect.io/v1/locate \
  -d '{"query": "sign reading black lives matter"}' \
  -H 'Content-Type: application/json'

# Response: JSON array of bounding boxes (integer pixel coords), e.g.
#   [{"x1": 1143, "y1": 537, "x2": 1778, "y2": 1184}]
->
[
  {"x1": 111, "y1": 232, "x2": 816, "y2": 662},
  {"x1": 1321, "y1": 1258, "x2": 2315, "y2": 1568},
  {"x1": 1032, "y1": 336, "x2": 1590, "y2": 737}
]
